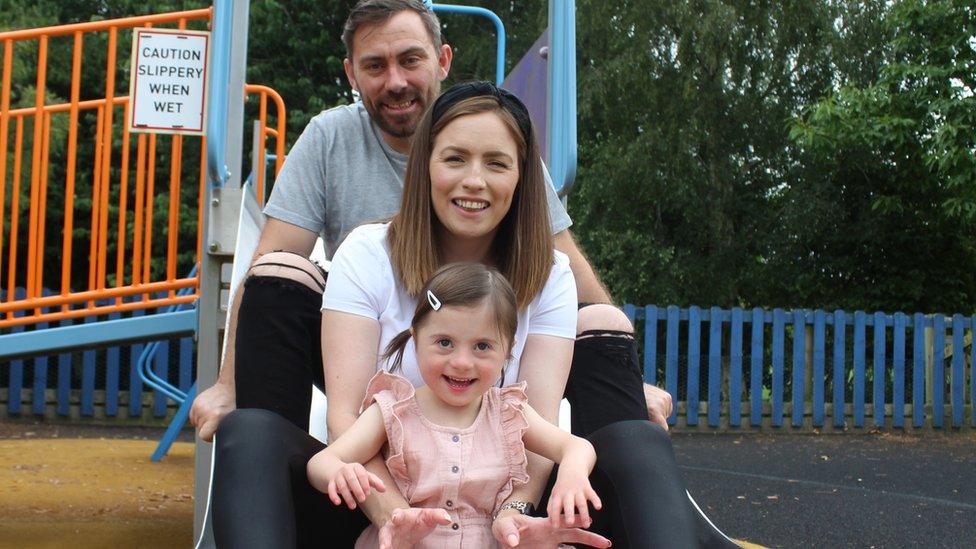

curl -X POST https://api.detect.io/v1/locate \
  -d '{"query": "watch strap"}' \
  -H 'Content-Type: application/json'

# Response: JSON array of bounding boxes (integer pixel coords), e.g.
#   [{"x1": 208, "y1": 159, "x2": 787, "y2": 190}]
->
[{"x1": 493, "y1": 500, "x2": 535, "y2": 520}]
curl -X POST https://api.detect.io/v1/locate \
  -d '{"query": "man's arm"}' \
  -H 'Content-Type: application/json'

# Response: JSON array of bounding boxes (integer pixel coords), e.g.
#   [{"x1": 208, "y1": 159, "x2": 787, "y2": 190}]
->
[
  {"x1": 553, "y1": 230, "x2": 611, "y2": 304},
  {"x1": 189, "y1": 218, "x2": 319, "y2": 441},
  {"x1": 552, "y1": 229, "x2": 674, "y2": 430}
]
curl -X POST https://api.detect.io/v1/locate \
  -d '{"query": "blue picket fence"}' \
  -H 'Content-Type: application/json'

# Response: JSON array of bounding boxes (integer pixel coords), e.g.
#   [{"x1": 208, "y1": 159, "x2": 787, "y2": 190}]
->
[
  {"x1": 1, "y1": 288, "x2": 194, "y2": 420},
  {"x1": 3, "y1": 297, "x2": 974, "y2": 430},
  {"x1": 622, "y1": 305, "x2": 974, "y2": 429}
]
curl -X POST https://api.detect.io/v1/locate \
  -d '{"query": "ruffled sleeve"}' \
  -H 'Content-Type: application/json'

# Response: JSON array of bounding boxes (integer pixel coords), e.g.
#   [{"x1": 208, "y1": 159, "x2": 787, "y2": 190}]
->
[
  {"x1": 359, "y1": 370, "x2": 415, "y2": 489},
  {"x1": 494, "y1": 381, "x2": 530, "y2": 507}
]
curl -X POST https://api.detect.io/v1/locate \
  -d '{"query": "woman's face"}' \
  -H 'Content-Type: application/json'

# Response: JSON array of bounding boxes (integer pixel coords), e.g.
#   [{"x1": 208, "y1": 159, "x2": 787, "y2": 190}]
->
[{"x1": 429, "y1": 111, "x2": 520, "y2": 256}]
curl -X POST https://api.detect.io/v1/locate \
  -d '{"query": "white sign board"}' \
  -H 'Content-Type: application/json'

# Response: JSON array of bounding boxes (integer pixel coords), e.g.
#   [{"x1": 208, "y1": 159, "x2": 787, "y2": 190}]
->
[{"x1": 128, "y1": 28, "x2": 210, "y2": 135}]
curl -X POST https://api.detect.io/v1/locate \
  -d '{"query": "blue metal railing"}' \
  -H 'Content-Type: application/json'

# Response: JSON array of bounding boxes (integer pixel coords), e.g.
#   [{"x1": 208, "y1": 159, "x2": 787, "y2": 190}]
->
[
  {"x1": 430, "y1": 2, "x2": 506, "y2": 85},
  {"x1": 1, "y1": 288, "x2": 196, "y2": 418},
  {"x1": 137, "y1": 265, "x2": 199, "y2": 403}
]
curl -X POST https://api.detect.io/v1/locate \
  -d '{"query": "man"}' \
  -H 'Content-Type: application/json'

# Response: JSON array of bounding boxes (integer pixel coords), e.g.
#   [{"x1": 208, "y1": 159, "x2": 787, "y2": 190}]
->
[{"x1": 190, "y1": 0, "x2": 672, "y2": 442}]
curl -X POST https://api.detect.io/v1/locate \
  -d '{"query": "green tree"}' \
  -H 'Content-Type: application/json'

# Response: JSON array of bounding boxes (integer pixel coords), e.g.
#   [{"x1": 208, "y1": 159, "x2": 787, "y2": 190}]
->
[
  {"x1": 785, "y1": 0, "x2": 976, "y2": 312},
  {"x1": 569, "y1": 0, "x2": 848, "y2": 308}
]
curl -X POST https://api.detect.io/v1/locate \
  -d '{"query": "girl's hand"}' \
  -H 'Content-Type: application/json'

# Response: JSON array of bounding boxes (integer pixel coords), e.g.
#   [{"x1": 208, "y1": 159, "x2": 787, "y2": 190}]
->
[
  {"x1": 546, "y1": 472, "x2": 602, "y2": 529},
  {"x1": 492, "y1": 513, "x2": 611, "y2": 548},
  {"x1": 327, "y1": 462, "x2": 386, "y2": 509},
  {"x1": 378, "y1": 507, "x2": 452, "y2": 549}
]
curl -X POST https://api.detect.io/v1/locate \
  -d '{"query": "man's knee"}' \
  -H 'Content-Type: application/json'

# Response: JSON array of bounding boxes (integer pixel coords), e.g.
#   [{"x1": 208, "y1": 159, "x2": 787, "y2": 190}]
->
[
  {"x1": 588, "y1": 420, "x2": 670, "y2": 456},
  {"x1": 247, "y1": 251, "x2": 326, "y2": 295},
  {"x1": 588, "y1": 421, "x2": 679, "y2": 482},
  {"x1": 216, "y1": 408, "x2": 292, "y2": 462},
  {"x1": 577, "y1": 303, "x2": 634, "y2": 335}
]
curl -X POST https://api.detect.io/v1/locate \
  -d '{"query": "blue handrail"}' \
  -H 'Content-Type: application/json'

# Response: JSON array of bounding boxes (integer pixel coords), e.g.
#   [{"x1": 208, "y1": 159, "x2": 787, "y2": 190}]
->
[
  {"x1": 430, "y1": 3, "x2": 506, "y2": 85},
  {"x1": 136, "y1": 264, "x2": 200, "y2": 404}
]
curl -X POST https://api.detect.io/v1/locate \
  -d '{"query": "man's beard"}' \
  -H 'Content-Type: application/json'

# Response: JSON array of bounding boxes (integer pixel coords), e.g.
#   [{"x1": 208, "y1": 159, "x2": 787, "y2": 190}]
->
[
  {"x1": 363, "y1": 88, "x2": 431, "y2": 140},
  {"x1": 372, "y1": 108, "x2": 419, "y2": 139}
]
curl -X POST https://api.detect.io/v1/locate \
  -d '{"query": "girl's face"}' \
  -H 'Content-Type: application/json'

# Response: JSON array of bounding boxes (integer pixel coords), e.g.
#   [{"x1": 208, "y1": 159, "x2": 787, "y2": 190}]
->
[
  {"x1": 413, "y1": 301, "x2": 510, "y2": 412},
  {"x1": 428, "y1": 111, "x2": 520, "y2": 257}
]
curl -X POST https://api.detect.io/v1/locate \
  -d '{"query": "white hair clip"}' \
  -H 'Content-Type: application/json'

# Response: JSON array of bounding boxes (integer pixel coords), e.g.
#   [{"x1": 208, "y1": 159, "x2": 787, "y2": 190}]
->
[{"x1": 426, "y1": 290, "x2": 442, "y2": 311}]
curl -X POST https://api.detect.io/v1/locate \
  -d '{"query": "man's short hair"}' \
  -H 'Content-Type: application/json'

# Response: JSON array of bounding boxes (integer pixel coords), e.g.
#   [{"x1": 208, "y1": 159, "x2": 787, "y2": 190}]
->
[{"x1": 342, "y1": 0, "x2": 443, "y2": 57}]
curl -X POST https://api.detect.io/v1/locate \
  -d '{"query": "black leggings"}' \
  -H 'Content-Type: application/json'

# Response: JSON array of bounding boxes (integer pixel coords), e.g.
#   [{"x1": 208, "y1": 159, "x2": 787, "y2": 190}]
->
[{"x1": 216, "y1": 273, "x2": 738, "y2": 548}]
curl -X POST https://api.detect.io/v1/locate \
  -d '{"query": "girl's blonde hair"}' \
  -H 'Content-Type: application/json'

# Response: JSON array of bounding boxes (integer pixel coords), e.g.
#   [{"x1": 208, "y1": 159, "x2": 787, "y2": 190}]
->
[
  {"x1": 387, "y1": 82, "x2": 553, "y2": 310},
  {"x1": 382, "y1": 262, "x2": 518, "y2": 383}
]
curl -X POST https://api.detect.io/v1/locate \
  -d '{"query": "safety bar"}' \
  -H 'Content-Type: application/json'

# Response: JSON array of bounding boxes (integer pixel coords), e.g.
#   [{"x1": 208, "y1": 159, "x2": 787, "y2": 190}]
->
[
  {"x1": 244, "y1": 85, "x2": 287, "y2": 205},
  {"x1": 430, "y1": 3, "x2": 506, "y2": 85},
  {"x1": 0, "y1": 308, "x2": 197, "y2": 362},
  {"x1": 137, "y1": 264, "x2": 199, "y2": 404},
  {"x1": 0, "y1": 10, "x2": 211, "y2": 41}
]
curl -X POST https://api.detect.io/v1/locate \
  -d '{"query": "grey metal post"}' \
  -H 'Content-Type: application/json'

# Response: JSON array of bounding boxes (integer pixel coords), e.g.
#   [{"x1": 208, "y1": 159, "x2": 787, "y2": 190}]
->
[{"x1": 194, "y1": 0, "x2": 249, "y2": 543}]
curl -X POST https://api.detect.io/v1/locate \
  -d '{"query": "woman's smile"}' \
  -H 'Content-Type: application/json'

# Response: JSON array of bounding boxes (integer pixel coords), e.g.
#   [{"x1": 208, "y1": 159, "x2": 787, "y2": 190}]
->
[{"x1": 452, "y1": 198, "x2": 490, "y2": 212}]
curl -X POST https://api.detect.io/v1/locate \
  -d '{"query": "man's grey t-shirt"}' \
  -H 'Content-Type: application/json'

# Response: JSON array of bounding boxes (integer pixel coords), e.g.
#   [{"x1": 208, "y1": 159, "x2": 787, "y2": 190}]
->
[{"x1": 264, "y1": 102, "x2": 572, "y2": 259}]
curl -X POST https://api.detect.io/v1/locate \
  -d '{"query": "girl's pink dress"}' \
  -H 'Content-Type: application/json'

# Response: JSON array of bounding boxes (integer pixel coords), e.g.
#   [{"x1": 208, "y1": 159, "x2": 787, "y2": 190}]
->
[{"x1": 354, "y1": 371, "x2": 530, "y2": 549}]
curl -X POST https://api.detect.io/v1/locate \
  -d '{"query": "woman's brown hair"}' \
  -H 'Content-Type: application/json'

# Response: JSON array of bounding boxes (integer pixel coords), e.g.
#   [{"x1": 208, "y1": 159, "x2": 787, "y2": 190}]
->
[
  {"x1": 387, "y1": 82, "x2": 553, "y2": 310},
  {"x1": 383, "y1": 262, "x2": 518, "y2": 383}
]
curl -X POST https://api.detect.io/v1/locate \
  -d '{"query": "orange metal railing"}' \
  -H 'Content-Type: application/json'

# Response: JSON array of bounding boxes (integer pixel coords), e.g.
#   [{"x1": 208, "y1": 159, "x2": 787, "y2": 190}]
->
[
  {"x1": 244, "y1": 84, "x2": 286, "y2": 206},
  {"x1": 0, "y1": 11, "x2": 286, "y2": 329}
]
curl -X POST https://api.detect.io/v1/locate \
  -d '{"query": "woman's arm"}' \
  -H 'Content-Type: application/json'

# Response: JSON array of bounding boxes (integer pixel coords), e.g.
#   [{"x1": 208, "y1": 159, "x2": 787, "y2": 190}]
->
[
  {"x1": 521, "y1": 403, "x2": 596, "y2": 475},
  {"x1": 504, "y1": 333, "x2": 575, "y2": 508},
  {"x1": 308, "y1": 403, "x2": 388, "y2": 508},
  {"x1": 521, "y1": 403, "x2": 600, "y2": 527},
  {"x1": 322, "y1": 310, "x2": 411, "y2": 525},
  {"x1": 493, "y1": 333, "x2": 611, "y2": 547}
]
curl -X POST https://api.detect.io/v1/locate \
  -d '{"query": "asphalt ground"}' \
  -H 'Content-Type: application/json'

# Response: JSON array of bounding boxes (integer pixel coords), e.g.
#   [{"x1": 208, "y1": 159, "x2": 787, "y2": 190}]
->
[{"x1": 672, "y1": 431, "x2": 976, "y2": 548}]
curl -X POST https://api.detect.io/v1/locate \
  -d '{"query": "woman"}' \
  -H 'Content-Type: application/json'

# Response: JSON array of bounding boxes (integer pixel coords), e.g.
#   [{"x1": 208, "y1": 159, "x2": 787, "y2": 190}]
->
[{"x1": 213, "y1": 82, "x2": 701, "y2": 548}]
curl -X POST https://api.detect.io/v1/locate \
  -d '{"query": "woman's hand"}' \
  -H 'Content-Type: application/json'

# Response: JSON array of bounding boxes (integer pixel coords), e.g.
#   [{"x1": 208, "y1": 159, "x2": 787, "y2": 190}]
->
[
  {"x1": 377, "y1": 507, "x2": 452, "y2": 549},
  {"x1": 327, "y1": 462, "x2": 386, "y2": 509},
  {"x1": 492, "y1": 513, "x2": 611, "y2": 548},
  {"x1": 547, "y1": 470, "x2": 602, "y2": 529}
]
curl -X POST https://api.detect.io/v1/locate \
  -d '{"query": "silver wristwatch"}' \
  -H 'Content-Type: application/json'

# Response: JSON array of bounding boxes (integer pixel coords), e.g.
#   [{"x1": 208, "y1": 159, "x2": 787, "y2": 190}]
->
[{"x1": 494, "y1": 500, "x2": 535, "y2": 520}]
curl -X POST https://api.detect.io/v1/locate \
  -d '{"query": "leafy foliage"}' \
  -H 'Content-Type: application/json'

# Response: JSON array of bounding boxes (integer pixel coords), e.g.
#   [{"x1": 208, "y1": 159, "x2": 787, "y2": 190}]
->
[{"x1": 785, "y1": 0, "x2": 976, "y2": 312}]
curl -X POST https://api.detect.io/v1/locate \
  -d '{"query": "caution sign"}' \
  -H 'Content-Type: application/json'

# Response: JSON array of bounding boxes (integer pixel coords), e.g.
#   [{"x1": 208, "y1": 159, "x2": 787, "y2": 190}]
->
[{"x1": 128, "y1": 28, "x2": 210, "y2": 135}]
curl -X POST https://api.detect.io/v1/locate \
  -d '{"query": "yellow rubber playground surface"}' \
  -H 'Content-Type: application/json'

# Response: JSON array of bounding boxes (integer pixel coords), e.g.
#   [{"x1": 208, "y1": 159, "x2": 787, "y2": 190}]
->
[{"x1": 0, "y1": 436, "x2": 194, "y2": 549}]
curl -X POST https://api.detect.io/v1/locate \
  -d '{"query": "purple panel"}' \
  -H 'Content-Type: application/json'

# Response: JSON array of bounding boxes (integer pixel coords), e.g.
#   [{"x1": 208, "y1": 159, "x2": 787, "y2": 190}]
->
[{"x1": 503, "y1": 28, "x2": 549, "y2": 159}]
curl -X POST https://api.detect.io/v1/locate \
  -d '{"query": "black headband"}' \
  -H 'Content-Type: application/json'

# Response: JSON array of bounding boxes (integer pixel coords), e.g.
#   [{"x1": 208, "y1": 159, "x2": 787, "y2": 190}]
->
[{"x1": 430, "y1": 81, "x2": 534, "y2": 145}]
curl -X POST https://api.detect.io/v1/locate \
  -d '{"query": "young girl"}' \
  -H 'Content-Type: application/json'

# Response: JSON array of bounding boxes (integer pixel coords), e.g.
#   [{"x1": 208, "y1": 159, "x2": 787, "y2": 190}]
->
[{"x1": 307, "y1": 262, "x2": 606, "y2": 548}]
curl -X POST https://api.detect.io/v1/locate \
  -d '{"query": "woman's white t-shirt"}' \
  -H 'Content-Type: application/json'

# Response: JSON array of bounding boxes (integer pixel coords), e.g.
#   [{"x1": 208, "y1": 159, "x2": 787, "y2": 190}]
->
[{"x1": 321, "y1": 223, "x2": 577, "y2": 387}]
